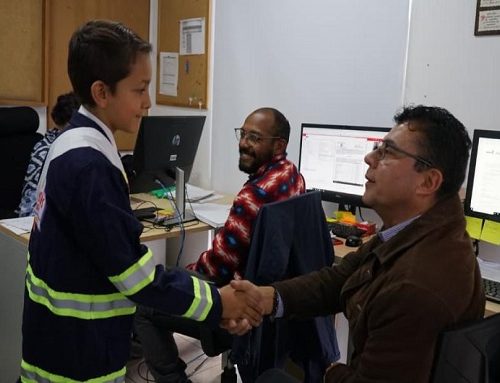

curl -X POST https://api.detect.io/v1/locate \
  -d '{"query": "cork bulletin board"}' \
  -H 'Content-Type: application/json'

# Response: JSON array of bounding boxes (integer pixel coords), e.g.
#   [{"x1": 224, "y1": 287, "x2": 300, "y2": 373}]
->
[
  {"x1": 0, "y1": 0, "x2": 48, "y2": 105},
  {"x1": 156, "y1": 0, "x2": 210, "y2": 109}
]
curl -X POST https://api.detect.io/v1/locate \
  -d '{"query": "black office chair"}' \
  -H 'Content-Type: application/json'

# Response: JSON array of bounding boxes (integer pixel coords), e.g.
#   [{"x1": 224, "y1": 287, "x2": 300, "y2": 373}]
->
[
  {"x1": 231, "y1": 190, "x2": 338, "y2": 382},
  {"x1": 169, "y1": 191, "x2": 338, "y2": 383},
  {"x1": 431, "y1": 312, "x2": 500, "y2": 383},
  {"x1": 0, "y1": 107, "x2": 42, "y2": 219}
]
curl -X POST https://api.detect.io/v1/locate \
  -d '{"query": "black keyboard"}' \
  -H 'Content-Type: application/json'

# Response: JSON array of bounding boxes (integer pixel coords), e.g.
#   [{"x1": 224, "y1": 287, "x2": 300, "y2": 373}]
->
[
  {"x1": 328, "y1": 222, "x2": 366, "y2": 239},
  {"x1": 483, "y1": 278, "x2": 500, "y2": 303}
]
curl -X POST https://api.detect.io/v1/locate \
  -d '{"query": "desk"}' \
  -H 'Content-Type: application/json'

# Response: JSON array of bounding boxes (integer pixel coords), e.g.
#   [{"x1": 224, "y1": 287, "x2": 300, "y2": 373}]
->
[{"x1": 0, "y1": 193, "x2": 220, "y2": 381}]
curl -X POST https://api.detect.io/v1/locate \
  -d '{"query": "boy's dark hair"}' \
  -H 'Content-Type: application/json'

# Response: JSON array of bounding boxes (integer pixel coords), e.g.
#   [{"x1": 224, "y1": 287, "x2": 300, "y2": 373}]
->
[
  {"x1": 68, "y1": 20, "x2": 152, "y2": 107},
  {"x1": 252, "y1": 107, "x2": 291, "y2": 142},
  {"x1": 394, "y1": 105, "x2": 471, "y2": 198},
  {"x1": 50, "y1": 92, "x2": 80, "y2": 128}
]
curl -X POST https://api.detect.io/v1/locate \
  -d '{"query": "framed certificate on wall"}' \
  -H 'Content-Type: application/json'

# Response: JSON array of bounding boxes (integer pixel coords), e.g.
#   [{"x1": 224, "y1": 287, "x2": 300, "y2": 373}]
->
[{"x1": 475, "y1": 0, "x2": 500, "y2": 35}]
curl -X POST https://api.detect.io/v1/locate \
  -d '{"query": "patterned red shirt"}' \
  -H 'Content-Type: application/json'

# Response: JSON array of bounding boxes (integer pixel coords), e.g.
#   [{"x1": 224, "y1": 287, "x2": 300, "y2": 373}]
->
[{"x1": 187, "y1": 153, "x2": 305, "y2": 285}]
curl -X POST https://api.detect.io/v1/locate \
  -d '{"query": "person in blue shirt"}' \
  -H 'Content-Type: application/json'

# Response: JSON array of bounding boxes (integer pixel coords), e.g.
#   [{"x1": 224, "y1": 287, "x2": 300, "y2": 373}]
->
[
  {"x1": 17, "y1": 92, "x2": 79, "y2": 217},
  {"x1": 19, "y1": 20, "x2": 261, "y2": 383}
]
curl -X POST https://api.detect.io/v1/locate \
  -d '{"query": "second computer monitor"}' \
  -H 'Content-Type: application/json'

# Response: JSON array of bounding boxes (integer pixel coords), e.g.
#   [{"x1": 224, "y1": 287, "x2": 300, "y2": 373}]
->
[
  {"x1": 464, "y1": 129, "x2": 500, "y2": 223},
  {"x1": 130, "y1": 115, "x2": 206, "y2": 194},
  {"x1": 299, "y1": 123, "x2": 390, "y2": 210}
]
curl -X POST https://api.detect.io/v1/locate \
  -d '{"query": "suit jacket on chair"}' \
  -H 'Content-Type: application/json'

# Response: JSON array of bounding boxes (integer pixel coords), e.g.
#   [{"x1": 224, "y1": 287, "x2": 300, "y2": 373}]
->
[{"x1": 232, "y1": 191, "x2": 340, "y2": 382}]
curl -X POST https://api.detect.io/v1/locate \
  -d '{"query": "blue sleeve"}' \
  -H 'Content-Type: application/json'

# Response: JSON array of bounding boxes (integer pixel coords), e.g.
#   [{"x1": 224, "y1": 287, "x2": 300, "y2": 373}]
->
[{"x1": 72, "y1": 153, "x2": 221, "y2": 325}]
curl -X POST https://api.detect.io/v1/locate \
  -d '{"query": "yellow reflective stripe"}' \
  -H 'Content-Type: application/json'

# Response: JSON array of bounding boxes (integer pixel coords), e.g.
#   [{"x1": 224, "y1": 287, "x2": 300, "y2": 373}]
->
[
  {"x1": 199, "y1": 282, "x2": 213, "y2": 321},
  {"x1": 183, "y1": 277, "x2": 201, "y2": 319},
  {"x1": 108, "y1": 249, "x2": 156, "y2": 296},
  {"x1": 26, "y1": 264, "x2": 135, "y2": 320},
  {"x1": 182, "y1": 276, "x2": 213, "y2": 321},
  {"x1": 21, "y1": 359, "x2": 125, "y2": 382}
]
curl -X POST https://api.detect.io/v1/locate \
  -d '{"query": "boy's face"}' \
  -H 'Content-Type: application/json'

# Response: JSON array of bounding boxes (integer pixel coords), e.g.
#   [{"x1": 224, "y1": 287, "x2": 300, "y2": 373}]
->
[{"x1": 104, "y1": 52, "x2": 152, "y2": 134}]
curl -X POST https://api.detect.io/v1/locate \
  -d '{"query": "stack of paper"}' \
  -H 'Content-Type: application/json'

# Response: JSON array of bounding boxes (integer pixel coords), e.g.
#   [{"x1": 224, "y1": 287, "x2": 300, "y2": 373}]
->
[
  {"x1": 191, "y1": 202, "x2": 231, "y2": 228},
  {"x1": 0, "y1": 216, "x2": 34, "y2": 235},
  {"x1": 478, "y1": 257, "x2": 500, "y2": 282},
  {"x1": 174, "y1": 184, "x2": 221, "y2": 203}
]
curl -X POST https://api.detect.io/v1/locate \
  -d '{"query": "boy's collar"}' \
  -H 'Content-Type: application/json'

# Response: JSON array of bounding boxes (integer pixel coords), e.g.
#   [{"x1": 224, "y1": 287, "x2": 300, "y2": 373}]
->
[{"x1": 78, "y1": 106, "x2": 118, "y2": 151}]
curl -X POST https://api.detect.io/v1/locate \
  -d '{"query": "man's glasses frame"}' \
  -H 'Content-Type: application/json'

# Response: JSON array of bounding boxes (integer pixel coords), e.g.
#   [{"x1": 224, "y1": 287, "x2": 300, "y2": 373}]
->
[
  {"x1": 234, "y1": 128, "x2": 283, "y2": 145},
  {"x1": 373, "y1": 140, "x2": 433, "y2": 168}
]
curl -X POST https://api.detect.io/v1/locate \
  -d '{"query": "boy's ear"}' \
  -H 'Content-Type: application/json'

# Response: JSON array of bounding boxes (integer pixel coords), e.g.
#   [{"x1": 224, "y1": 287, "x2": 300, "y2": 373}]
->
[{"x1": 90, "y1": 80, "x2": 108, "y2": 108}]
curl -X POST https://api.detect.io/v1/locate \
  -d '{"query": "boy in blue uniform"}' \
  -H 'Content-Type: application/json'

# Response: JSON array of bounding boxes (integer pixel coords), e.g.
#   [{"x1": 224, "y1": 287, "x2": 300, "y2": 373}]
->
[{"x1": 20, "y1": 20, "x2": 259, "y2": 382}]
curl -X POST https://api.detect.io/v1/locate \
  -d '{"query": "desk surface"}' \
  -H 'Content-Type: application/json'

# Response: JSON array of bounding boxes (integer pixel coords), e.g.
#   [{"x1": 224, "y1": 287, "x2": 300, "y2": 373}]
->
[{"x1": 0, "y1": 193, "x2": 218, "y2": 246}]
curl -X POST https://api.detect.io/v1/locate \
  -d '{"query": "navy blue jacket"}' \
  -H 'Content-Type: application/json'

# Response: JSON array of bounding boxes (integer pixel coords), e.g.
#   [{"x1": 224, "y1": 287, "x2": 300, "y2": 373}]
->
[
  {"x1": 232, "y1": 191, "x2": 340, "y2": 382},
  {"x1": 21, "y1": 110, "x2": 221, "y2": 382}
]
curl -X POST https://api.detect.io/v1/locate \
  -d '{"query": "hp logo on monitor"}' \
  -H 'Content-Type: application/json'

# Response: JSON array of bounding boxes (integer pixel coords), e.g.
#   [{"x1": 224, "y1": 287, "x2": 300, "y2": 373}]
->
[{"x1": 172, "y1": 134, "x2": 181, "y2": 146}]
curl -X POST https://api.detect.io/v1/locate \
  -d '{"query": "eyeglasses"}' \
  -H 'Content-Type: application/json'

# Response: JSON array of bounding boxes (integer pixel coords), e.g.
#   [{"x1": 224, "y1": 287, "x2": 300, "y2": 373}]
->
[
  {"x1": 372, "y1": 140, "x2": 433, "y2": 168},
  {"x1": 234, "y1": 128, "x2": 283, "y2": 145}
]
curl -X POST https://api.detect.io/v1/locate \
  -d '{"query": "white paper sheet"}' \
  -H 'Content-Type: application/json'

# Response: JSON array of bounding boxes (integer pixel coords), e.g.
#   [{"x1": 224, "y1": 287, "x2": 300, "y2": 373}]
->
[
  {"x1": 478, "y1": 257, "x2": 500, "y2": 282},
  {"x1": 0, "y1": 216, "x2": 34, "y2": 234},
  {"x1": 191, "y1": 202, "x2": 231, "y2": 228},
  {"x1": 180, "y1": 18, "x2": 205, "y2": 55},
  {"x1": 159, "y1": 52, "x2": 179, "y2": 96}
]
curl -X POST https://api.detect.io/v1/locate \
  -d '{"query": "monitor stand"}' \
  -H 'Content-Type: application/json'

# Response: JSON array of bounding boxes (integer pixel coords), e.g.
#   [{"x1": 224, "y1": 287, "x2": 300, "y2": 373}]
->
[{"x1": 161, "y1": 167, "x2": 197, "y2": 226}]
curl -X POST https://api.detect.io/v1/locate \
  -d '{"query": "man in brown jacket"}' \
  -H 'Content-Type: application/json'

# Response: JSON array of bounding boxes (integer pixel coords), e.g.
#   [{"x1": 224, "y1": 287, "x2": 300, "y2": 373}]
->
[{"x1": 227, "y1": 105, "x2": 486, "y2": 383}]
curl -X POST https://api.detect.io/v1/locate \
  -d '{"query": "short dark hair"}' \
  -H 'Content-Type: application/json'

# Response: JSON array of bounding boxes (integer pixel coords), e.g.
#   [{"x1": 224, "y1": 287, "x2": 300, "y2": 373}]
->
[
  {"x1": 252, "y1": 107, "x2": 290, "y2": 142},
  {"x1": 68, "y1": 20, "x2": 152, "y2": 107},
  {"x1": 394, "y1": 105, "x2": 471, "y2": 198},
  {"x1": 50, "y1": 92, "x2": 79, "y2": 127}
]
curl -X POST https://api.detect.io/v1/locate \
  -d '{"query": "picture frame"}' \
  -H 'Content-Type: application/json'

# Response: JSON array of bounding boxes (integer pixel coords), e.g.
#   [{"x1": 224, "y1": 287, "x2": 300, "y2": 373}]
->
[{"x1": 475, "y1": 0, "x2": 500, "y2": 36}]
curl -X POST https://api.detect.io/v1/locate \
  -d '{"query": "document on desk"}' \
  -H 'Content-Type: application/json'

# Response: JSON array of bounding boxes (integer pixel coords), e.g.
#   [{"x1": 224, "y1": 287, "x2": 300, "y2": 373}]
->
[
  {"x1": 0, "y1": 216, "x2": 34, "y2": 235},
  {"x1": 171, "y1": 184, "x2": 222, "y2": 203},
  {"x1": 191, "y1": 202, "x2": 231, "y2": 228},
  {"x1": 478, "y1": 257, "x2": 500, "y2": 282}
]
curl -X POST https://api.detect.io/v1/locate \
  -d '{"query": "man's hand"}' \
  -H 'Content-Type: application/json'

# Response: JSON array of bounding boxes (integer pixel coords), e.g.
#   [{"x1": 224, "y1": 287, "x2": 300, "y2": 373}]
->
[
  {"x1": 230, "y1": 280, "x2": 276, "y2": 316},
  {"x1": 219, "y1": 280, "x2": 264, "y2": 326}
]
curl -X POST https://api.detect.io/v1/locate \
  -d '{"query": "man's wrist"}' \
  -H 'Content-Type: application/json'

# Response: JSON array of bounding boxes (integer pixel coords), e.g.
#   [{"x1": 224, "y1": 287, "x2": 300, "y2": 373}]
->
[{"x1": 260, "y1": 286, "x2": 276, "y2": 315}]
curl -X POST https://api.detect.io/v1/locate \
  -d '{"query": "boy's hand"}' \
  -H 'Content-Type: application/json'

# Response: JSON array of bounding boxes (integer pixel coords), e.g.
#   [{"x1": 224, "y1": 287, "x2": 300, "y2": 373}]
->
[{"x1": 219, "y1": 280, "x2": 264, "y2": 326}]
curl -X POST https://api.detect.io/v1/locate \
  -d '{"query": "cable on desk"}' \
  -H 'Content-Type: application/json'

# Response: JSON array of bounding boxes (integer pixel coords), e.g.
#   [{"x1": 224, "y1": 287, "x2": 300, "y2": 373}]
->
[
  {"x1": 133, "y1": 200, "x2": 159, "y2": 211},
  {"x1": 154, "y1": 179, "x2": 186, "y2": 267},
  {"x1": 186, "y1": 352, "x2": 209, "y2": 378},
  {"x1": 358, "y1": 206, "x2": 366, "y2": 223}
]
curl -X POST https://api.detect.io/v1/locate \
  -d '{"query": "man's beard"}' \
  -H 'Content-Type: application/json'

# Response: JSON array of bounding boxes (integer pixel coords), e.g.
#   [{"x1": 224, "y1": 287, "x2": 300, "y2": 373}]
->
[{"x1": 238, "y1": 150, "x2": 259, "y2": 174}]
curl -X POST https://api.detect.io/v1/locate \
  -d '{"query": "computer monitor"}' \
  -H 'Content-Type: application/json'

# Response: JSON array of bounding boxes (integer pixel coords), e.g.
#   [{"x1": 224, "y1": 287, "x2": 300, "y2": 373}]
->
[
  {"x1": 130, "y1": 115, "x2": 206, "y2": 194},
  {"x1": 298, "y1": 123, "x2": 390, "y2": 211},
  {"x1": 464, "y1": 129, "x2": 500, "y2": 223}
]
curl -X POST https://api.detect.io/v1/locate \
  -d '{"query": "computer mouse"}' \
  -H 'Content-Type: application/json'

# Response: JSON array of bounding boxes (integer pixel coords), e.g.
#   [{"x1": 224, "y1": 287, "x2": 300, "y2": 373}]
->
[{"x1": 345, "y1": 235, "x2": 362, "y2": 247}]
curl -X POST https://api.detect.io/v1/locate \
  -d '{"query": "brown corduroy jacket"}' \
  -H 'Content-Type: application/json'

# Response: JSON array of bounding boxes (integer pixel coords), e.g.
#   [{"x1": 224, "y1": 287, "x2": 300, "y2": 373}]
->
[{"x1": 274, "y1": 194, "x2": 485, "y2": 383}]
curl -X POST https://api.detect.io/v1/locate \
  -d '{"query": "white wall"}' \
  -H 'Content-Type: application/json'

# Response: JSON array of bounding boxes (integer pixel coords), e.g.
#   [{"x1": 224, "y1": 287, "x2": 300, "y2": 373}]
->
[
  {"x1": 210, "y1": 0, "x2": 410, "y2": 194},
  {"x1": 404, "y1": 0, "x2": 500, "y2": 261}
]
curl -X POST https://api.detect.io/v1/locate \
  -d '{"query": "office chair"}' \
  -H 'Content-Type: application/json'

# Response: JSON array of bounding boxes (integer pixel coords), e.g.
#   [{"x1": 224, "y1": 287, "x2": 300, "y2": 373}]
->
[
  {"x1": 0, "y1": 107, "x2": 42, "y2": 219},
  {"x1": 168, "y1": 191, "x2": 338, "y2": 383},
  {"x1": 431, "y1": 312, "x2": 500, "y2": 383},
  {"x1": 232, "y1": 190, "x2": 339, "y2": 383}
]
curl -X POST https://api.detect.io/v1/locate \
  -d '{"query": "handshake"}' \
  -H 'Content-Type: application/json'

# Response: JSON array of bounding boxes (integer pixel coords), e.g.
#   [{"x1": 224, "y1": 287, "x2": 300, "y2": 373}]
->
[{"x1": 218, "y1": 280, "x2": 276, "y2": 336}]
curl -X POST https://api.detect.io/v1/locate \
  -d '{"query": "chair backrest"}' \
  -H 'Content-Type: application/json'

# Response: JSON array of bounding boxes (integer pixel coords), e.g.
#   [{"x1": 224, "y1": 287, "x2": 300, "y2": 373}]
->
[
  {"x1": 233, "y1": 190, "x2": 339, "y2": 382},
  {"x1": 0, "y1": 107, "x2": 42, "y2": 218},
  {"x1": 244, "y1": 190, "x2": 334, "y2": 283},
  {"x1": 431, "y1": 312, "x2": 500, "y2": 383}
]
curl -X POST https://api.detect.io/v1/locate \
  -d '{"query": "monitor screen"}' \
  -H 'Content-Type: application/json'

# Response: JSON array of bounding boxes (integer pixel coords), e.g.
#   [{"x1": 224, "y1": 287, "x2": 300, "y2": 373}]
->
[
  {"x1": 130, "y1": 115, "x2": 206, "y2": 193},
  {"x1": 298, "y1": 123, "x2": 390, "y2": 208},
  {"x1": 464, "y1": 129, "x2": 500, "y2": 223}
]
